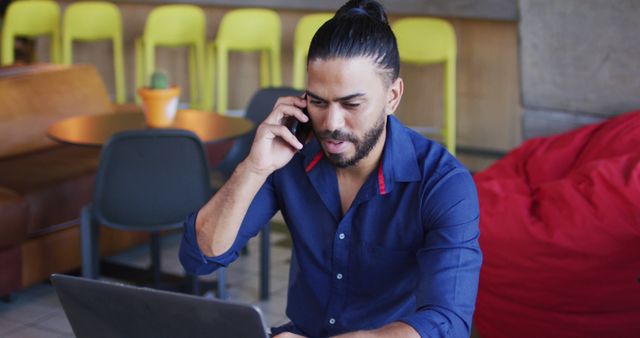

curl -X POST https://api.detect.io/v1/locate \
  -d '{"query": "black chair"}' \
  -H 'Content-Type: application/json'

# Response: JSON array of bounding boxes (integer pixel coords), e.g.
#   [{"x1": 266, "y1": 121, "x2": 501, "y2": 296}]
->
[
  {"x1": 213, "y1": 87, "x2": 303, "y2": 300},
  {"x1": 80, "y1": 129, "x2": 226, "y2": 299}
]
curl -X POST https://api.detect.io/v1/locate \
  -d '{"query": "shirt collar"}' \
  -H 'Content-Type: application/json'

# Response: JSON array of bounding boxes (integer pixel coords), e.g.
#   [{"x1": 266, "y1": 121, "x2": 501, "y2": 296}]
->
[
  {"x1": 379, "y1": 115, "x2": 421, "y2": 193},
  {"x1": 301, "y1": 134, "x2": 324, "y2": 171},
  {"x1": 302, "y1": 115, "x2": 421, "y2": 194}
]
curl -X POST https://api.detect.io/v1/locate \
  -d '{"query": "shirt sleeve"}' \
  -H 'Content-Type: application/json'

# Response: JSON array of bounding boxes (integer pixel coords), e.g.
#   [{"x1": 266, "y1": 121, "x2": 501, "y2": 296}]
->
[
  {"x1": 179, "y1": 174, "x2": 280, "y2": 276},
  {"x1": 400, "y1": 168, "x2": 482, "y2": 338}
]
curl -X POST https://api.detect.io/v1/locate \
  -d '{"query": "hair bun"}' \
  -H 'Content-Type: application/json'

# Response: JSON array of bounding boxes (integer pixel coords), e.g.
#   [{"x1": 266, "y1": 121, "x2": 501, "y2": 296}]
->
[{"x1": 336, "y1": 0, "x2": 389, "y2": 25}]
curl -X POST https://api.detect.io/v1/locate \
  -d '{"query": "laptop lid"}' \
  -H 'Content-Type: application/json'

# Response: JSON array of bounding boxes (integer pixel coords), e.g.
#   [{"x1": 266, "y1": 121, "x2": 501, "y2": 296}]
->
[{"x1": 50, "y1": 274, "x2": 269, "y2": 338}]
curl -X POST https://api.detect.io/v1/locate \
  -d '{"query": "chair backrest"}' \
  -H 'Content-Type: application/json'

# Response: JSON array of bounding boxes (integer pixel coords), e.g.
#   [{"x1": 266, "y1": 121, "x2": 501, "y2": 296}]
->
[
  {"x1": 292, "y1": 13, "x2": 333, "y2": 89},
  {"x1": 215, "y1": 87, "x2": 303, "y2": 177},
  {"x1": 62, "y1": 2, "x2": 121, "y2": 41},
  {"x1": 144, "y1": 5, "x2": 206, "y2": 47},
  {"x1": 215, "y1": 8, "x2": 281, "y2": 51},
  {"x1": 392, "y1": 17, "x2": 457, "y2": 155},
  {"x1": 212, "y1": 8, "x2": 282, "y2": 114},
  {"x1": 392, "y1": 18, "x2": 456, "y2": 64},
  {"x1": 1, "y1": 0, "x2": 61, "y2": 65},
  {"x1": 136, "y1": 5, "x2": 205, "y2": 109},
  {"x1": 62, "y1": 1, "x2": 125, "y2": 103},
  {"x1": 93, "y1": 129, "x2": 212, "y2": 230}
]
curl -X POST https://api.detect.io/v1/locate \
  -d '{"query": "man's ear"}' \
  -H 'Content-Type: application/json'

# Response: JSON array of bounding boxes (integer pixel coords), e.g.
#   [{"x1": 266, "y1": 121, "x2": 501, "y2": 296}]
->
[{"x1": 386, "y1": 77, "x2": 404, "y2": 115}]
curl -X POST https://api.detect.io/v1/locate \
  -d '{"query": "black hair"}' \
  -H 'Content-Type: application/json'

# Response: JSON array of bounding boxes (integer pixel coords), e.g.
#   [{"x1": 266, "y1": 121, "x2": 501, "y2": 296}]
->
[{"x1": 307, "y1": 0, "x2": 400, "y2": 83}]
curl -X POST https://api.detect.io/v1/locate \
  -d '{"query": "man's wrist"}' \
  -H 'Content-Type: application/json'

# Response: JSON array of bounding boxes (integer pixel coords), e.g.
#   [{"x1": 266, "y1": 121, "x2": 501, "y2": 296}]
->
[
  {"x1": 332, "y1": 322, "x2": 420, "y2": 338},
  {"x1": 237, "y1": 158, "x2": 273, "y2": 181}
]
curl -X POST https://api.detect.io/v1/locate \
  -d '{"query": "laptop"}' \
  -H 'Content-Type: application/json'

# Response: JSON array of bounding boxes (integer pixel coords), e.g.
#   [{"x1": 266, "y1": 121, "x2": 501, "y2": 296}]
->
[{"x1": 50, "y1": 274, "x2": 270, "y2": 338}]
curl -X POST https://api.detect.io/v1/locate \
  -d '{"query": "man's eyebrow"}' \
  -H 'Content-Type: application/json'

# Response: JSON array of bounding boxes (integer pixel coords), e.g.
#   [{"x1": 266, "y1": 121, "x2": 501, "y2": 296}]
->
[{"x1": 306, "y1": 91, "x2": 365, "y2": 102}]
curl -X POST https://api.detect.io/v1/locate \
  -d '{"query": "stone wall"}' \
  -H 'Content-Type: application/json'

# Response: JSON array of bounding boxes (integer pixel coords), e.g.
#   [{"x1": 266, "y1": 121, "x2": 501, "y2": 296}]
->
[{"x1": 519, "y1": 0, "x2": 640, "y2": 138}]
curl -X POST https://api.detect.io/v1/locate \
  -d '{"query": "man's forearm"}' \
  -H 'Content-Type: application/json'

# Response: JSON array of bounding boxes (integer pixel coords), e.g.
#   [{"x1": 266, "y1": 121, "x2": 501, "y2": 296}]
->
[
  {"x1": 193, "y1": 94, "x2": 305, "y2": 257},
  {"x1": 333, "y1": 322, "x2": 420, "y2": 338},
  {"x1": 195, "y1": 160, "x2": 268, "y2": 257}
]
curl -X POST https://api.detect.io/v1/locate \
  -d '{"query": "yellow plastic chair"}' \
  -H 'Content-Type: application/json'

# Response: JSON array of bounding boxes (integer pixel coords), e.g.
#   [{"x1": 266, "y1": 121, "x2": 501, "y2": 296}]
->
[
  {"x1": 292, "y1": 13, "x2": 333, "y2": 90},
  {"x1": 392, "y1": 18, "x2": 457, "y2": 156},
  {"x1": 135, "y1": 5, "x2": 206, "y2": 109},
  {"x1": 62, "y1": 2, "x2": 126, "y2": 103},
  {"x1": 1, "y1": 0, "x2": 61, "y2": 65},
  {"x1": 206, "y1": 8, "x2": 282, "y2": 113}
]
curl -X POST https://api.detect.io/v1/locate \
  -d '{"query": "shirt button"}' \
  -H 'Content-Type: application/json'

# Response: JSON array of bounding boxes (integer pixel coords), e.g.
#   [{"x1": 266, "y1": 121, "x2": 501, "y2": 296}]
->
[
  {"x1": 329, "y1": 318, "x2": 336, "y2": 325},
  {"x1": 338, "y1": 233, "x2": 345, "y2": 240},
  {"x1": 336, "y1": 273, "x2": 343, "y2": 280}
]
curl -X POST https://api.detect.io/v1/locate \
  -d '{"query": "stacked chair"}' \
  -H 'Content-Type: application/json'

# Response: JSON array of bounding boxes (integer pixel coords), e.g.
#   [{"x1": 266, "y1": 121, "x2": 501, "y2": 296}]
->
[
  {"x1": 62, "y1": 1, "x2": 126, "y2": 103},
  {"x1": 392, "y1": 18, "x2": 458, "y2": 155},
  {"x1": 292, "y1": 13, "x2": 333, "y2": 90},
  {"x1": 205, "y1": 9, "x2": 282, "y2": 113},
  {"x1": 135, "y1": 5, "x2": 206, "y2": 109},
  {"x1": 1, "y1": 0, "x2": 61, "y2": 65}
]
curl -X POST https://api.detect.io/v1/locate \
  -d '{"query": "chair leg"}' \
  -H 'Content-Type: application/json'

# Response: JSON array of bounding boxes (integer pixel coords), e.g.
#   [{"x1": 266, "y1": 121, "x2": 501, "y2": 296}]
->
[
  {"x1": 188, "y1": 274, "x2": 200, "y2": 295},
  {"x1": 1, "y1": 294, "x2": 15, "y2": 303},
  {"x1": 260, "y1": 224, "x2": 270, "y2": 300},
  {"x1": 204, "y1": 42, "x2": 215, "y2": 112},
  {"x1": 259, "y1": 50, "x2": 269, "y2": 87},
  {"x1": 150, "y1": 232, "x2": 161, "y2": 287},
  {"x1": 113, "y1": 36, "x2": 126, "y2": 104},
  {"x1": 217, "y1": 267, "x2": 227, "y2": 300},
  {"x1": 216, "y1": 47, "x2": 228, "y2": 114},
  {"x1": 188, "y1": 46, "x2": 197, "y2": 108},
  {"x1": 134, "y1": 39, "x2": 143, "y2": 105},
  {"x1": 80, "y1": 205, "x2": 100, "y2": 279}
]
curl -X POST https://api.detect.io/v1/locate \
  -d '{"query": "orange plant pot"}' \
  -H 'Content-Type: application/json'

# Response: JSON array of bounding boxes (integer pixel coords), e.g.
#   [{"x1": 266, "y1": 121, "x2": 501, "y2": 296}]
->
[{"x1": 137, "y1": 86, "x2": 181, "y2": 128}]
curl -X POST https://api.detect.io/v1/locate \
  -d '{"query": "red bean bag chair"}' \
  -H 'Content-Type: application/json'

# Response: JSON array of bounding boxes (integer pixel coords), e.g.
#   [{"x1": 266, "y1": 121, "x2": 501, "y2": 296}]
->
[{"x1": 473, "y1": 111, "x2": 640, "y2": 338}]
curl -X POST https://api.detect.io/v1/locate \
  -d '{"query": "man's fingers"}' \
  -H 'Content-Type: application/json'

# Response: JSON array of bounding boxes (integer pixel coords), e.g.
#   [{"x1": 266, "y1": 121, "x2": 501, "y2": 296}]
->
[
  {"x1": 273, "y1": 95, "x2": 306, "y2": 109},
  {"x1": 266, "y1": 124, "x2": 303, "y2": 150},
  {"x1": 275, "y1": 104, "x2": 309, "y2": 124},
  {"x1": 265, "y1": 96, "x2": 308, "y2": 124}
]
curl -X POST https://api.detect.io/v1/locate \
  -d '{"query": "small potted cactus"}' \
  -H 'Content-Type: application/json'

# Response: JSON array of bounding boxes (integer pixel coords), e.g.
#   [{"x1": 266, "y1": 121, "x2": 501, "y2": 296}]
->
[{"x1": 137, "y1": 71, "x2": 181, "y2": 128}]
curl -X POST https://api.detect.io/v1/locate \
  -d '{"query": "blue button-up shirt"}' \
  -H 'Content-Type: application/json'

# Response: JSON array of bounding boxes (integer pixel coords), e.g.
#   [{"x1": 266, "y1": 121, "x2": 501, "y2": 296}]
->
[{"x1": 180, "y1": 115, "x2": 481, "y2": 338}]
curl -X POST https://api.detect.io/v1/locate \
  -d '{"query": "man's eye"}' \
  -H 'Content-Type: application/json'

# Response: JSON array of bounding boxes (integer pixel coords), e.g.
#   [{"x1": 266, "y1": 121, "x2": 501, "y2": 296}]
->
[
  {"x1": 343, "y1": 102, "x2": 360, "y2": 109},
  {"x1": 310, "y1": 100, "x2": 326, "y2": 107}
]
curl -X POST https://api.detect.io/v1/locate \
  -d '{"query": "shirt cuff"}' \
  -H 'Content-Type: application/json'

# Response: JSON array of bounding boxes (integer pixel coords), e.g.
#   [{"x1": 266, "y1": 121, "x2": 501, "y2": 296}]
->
[
  {"x1": 398, "y1": 309, "x2": 453, "y2": 338},
  {"x1": 178, "y1": 211, "x2": 239, "y2": 275}
]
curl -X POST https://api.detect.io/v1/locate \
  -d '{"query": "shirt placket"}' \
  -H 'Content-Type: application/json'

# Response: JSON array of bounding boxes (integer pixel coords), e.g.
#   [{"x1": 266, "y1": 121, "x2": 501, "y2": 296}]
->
[{"x1": 323, "y1": 210, "x2": 354, "y2": 333}]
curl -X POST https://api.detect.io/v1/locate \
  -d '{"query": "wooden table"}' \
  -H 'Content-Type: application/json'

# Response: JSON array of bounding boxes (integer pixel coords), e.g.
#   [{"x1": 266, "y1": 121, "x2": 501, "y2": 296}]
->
[{"x1": 48, "y1": 109, "x2": 254, "y2": 146}]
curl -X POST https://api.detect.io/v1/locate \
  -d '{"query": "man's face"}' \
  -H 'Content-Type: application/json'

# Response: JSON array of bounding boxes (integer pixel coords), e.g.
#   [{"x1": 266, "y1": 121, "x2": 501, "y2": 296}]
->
[{"x1": 306, "y1": 57, "x2": 400, "y2": 168}]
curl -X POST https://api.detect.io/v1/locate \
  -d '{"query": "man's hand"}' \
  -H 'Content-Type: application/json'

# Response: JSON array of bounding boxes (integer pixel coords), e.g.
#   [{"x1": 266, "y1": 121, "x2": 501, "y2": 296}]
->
[
  {"x1": 332, "y1": 322, "x2": 419, "y2": 338},
  {"x1": 272, "y1": 322, "x2": 419, "y2": 338},
  {"x1": 244, "y1": 95, "x2": 309, "y2": 177},
  {"x1": 273, "y1": 332, "x2": 306, "y2": 338}
]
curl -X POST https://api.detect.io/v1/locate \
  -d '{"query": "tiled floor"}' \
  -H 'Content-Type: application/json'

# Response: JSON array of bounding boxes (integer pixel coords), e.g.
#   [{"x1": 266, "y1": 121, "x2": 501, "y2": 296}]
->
[{"x1": 0, "y1": 227, "x2": 293, "y2": 337}]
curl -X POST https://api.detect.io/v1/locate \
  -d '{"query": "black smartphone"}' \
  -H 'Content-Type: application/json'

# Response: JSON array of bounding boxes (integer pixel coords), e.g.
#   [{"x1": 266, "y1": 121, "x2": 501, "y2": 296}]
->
[{"x1": 284, "y1": 106, "x2": 312, "y2": 145}]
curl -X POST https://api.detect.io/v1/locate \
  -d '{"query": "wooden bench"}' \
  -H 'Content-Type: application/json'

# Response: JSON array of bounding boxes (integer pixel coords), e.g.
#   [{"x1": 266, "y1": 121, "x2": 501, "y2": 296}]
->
[{"x1": 0, "y1": 64, "x2": 146, "y2": 296}]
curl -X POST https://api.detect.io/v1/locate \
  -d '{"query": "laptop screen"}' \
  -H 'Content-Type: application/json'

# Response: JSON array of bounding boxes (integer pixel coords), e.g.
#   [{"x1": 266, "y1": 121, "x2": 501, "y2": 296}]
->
[{"x1": 50, "y1": 274, "x2": 269, "y2": 338}]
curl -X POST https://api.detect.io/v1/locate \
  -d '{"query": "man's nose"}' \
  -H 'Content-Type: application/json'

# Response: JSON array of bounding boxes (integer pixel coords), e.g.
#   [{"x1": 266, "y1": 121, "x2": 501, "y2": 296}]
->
[{"x1": 323, "y1": 104, "x2": 346, "y2": 132}]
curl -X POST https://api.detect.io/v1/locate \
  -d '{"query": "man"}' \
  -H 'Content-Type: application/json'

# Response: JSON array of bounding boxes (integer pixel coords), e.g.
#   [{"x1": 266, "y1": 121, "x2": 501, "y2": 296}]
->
[{"x1": 180, "y1": 1, "x2": 482, "y2": 337}]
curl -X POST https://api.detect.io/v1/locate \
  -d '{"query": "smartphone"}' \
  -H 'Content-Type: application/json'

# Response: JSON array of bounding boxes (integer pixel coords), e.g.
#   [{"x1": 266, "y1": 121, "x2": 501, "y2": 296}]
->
[{"x1": 284, "y1": 106, "x2": 312, "y2": 145}]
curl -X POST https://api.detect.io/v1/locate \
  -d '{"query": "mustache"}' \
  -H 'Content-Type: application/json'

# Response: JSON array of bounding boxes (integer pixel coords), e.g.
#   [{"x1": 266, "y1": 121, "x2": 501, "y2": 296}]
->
[{"x1": 316, "y1": 129, "x2": 359, "y2": 143}]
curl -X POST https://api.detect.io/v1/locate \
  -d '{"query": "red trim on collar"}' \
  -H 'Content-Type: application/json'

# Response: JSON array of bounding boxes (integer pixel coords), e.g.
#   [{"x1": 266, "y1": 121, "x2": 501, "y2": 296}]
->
[
  {"x1": 378, "y1": 159, "x2": 387, "y2": 195},
  {"x1": 305, "y1": 151, "x2": 324, "y2": 173}
]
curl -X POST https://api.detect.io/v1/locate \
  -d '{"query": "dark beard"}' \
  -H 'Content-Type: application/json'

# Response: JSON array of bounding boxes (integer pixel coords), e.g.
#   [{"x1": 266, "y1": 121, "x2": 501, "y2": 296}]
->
[{"x1": 317, "y1": 114, "x2": 386, "y2": 168}]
